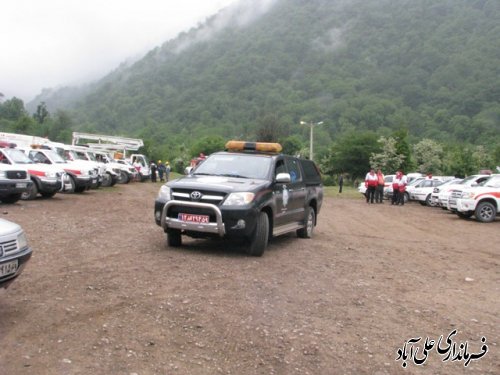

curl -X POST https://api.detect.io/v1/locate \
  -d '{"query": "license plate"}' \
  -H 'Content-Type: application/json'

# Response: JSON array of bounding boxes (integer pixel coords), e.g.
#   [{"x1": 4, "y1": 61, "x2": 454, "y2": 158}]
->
[
  {"x1": 0, "y1": 260, "x2": 18, "y2": 277},
  {"x1": 16, "y1": 183, "x2": 27, "y2": 188},
  {"x1": 178, "y1": 213, "x2": 209, "y2": 223}
]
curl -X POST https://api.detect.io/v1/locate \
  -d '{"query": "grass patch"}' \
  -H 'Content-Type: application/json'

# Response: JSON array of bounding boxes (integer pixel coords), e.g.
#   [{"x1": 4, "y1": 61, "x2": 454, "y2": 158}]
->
[{"x1": 324, "y1": 185, "x2": 362, "y2": 199}]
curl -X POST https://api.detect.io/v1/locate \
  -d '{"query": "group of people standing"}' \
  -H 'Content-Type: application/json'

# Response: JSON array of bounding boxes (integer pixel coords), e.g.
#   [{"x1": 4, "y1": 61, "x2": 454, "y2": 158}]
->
[
  {"x1": 364, "y1": 168, "x2": 407, "y2": 205},
  {"x1": 150, "y1": 160, "x2": 171, "y2": 183}
]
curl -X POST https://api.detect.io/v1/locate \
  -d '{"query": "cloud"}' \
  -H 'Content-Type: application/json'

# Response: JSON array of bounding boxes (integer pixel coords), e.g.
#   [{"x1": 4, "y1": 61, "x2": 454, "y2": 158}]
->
[{"x1": 0, "y1": 0, "x2": 237, "y2": 102}]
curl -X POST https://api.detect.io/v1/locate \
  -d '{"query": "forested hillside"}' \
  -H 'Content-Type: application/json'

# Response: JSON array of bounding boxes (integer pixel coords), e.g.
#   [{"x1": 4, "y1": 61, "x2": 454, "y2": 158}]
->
[{"x1": 3, "y1": 0, "x2": 499, "y2": 177}]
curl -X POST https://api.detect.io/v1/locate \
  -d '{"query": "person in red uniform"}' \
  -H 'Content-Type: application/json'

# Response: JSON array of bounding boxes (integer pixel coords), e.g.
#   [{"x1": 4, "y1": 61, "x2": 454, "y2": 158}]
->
[
  {"x1": 365, "y1": 168, "x2": 378, "y2": 204},
  {"x1": 375, "y1": 169, "x2": 385, "y2": 203},
  {"x1": 397, "y1": 171, "x2": 408, "y2": 205},
  {"x1": 391, "y1": 171, "x2": 402, "y2": 205}
]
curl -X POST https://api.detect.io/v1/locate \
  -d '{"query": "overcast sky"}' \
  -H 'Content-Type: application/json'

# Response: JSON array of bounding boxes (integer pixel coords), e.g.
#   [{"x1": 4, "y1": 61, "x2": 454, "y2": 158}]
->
[{"x1": 0, "y1": 0, "x2": 238, "y2": 102}]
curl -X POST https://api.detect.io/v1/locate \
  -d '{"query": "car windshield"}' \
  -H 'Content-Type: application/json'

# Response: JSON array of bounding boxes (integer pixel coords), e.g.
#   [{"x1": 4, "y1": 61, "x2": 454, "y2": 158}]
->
[
  {"x1": 46, "y1": 150, "x2": 66, "y2": 163},
  {"x1": 193, "y1": 154, "x2": 272, "y2": 179},
  {"x1": 458, "y1": 175, "x2": 480, "y2": 184},
  {"x1": 3, "y1": 148, "x2": 32, "y2": 164}
]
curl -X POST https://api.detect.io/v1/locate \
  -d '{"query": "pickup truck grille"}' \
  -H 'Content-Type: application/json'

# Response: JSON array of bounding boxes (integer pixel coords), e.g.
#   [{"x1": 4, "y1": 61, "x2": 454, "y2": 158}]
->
[
  {"x1": 0, "y1": 238, "x2": 18, "y2": 256},
  {"x1": 171, "y1": 188, "x2": 226, "y2": 206},
  {"x1": 6, "y1": 170, "x2": 28, "y2": 179},
  {"x1": 450, "y1": 190, "x2": 462, "y2": 199}
]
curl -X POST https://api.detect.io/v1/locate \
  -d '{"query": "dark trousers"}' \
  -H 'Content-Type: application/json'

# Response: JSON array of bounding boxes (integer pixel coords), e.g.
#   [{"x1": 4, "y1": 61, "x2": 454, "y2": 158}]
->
[
  {"x1": 375, "y1": 185, "x2": 384, "y2": 203},
  {"x1": 366, "y1": 186, "x2": 376, "y2": 203},
  {"x1": 392, "y1": 189, "x2": 399, "y2": 204},
  {"x1": 398, "y1": 189, "x2": 406, "y2": 205}
]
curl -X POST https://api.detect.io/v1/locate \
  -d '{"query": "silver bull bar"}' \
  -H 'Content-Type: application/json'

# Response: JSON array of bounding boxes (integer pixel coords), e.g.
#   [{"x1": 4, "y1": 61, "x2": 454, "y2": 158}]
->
[{"x1": 161, "y1": 200, "x2": 226, "y2": 237}]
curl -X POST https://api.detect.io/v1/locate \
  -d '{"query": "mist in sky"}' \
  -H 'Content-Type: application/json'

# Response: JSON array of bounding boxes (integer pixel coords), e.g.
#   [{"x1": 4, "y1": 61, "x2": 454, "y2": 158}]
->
[{"x1": 0, "y1": 0, "x2": 237, "y2": 102}]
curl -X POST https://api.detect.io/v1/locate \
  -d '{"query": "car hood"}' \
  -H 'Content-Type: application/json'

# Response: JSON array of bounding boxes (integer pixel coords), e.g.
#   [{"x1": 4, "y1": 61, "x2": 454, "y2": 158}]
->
[
  {"x1": 168, "y1": 175, "x2": 270, "y2": 193},
  {"x1": 0, "y1": 218, "x2": 22, "y2": 236}
]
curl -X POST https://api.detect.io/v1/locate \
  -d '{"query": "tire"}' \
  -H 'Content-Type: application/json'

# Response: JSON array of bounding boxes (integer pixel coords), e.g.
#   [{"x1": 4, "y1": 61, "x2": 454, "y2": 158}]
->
[
  {"x1": 75, "y1": 186, "x2": 86, "y2": 193},
  {"x1": 117, "y1": 171, "x2": 130, "y2": 184},
  {"x1": 404, "y1": 192, "x2": 409, "y2": 203},
  {"x1": 64, "y1": 175, "x2": 76, "y2": 193},
  {"x1": 457, "y1": 211, "x2": 473, "y2": 219},
  {"x1": 21, "y1": 182, "x2": 38, "y2": 200},
  {"x1": 474, "y1": 201, "x2": 497, "y2": 223},
  {"x1": 167, "y1": 229, "x2": 182, "y2": 247},
  {"x1": 1, "y1": 194, "x2": 21, "y2": 204},
  {"x1": 425, "y1": 194, "x2": 432, "y2": 206},
  {"x1": 101, "y1": 173, "x2": 113, "y2": 187},
  {"x1": 297, "y1": 206, "x2": 315, "y2": 238},
  {"x1": 247, "y1": 212, "x2": 269, "y2": 257}
]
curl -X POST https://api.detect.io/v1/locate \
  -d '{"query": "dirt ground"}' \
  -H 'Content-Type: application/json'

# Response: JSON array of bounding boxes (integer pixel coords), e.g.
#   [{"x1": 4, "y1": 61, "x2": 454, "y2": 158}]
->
[{"x1": 0, "y1": 182, "x2": 498, "y2": 375}]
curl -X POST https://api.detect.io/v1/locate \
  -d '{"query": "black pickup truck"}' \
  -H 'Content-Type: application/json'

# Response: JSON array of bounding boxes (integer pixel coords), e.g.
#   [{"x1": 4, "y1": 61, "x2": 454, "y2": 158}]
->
[{"x1": 154, "y1": 141, "x2": 323, "y2": 256}]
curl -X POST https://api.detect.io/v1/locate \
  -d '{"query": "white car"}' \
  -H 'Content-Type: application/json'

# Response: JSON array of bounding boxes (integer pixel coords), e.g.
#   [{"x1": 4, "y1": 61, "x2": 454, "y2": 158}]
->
[
  {"x1": 409, "y1": 179, "x2": 446, "y2": 206},
  {"x1": 443, "y1": 175, "x2": 491, "y2": 211},
  {"x1": 0, "y1": 218, "x2": 32, "y2": 289},
  {"x1": 430, "y1": 178, "x2": 463, "y2": 207},
  {"x1": 452, "y1": 174, "x2": 500, "y2": 222}
]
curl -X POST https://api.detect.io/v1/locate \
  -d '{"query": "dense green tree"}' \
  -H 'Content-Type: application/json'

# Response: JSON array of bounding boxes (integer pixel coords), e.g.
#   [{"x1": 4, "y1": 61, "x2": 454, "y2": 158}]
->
[
  {"x1": 33, "y1": 102, "x2": 50, "y2": 124},
  {"x1": 321, "y1": 131, "x2": 380, "y2": 179}
]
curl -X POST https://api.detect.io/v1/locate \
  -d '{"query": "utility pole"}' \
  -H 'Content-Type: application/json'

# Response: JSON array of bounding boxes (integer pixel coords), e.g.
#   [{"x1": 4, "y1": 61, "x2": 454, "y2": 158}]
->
[{"x1": 300, "y1": 121, "x2": 323, "y2": 161}]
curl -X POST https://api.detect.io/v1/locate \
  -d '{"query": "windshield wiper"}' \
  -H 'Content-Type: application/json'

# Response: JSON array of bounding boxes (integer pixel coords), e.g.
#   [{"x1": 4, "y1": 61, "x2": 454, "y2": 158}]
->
[{"x1": 218, "y1": 173, "x2": 249, "y2": 179}]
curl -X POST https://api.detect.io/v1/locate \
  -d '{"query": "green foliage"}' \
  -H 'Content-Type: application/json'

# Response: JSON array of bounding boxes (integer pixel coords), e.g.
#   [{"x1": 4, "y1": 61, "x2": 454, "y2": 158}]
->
[
  {"x1": 321, "y1": 131, "x2": 380, "y2": 179},
  {"x1": 190, "y1": 135, "x2": 226, "y2": 157},
  {"x1": 1, "y1": 0, "x2": 496, "y2": 175}
]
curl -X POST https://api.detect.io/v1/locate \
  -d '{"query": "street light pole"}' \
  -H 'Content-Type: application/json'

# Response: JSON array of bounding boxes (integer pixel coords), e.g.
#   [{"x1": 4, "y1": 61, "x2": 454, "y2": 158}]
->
[{"x1": 300, "y1": 120, "x2": 323, "y2": 161}]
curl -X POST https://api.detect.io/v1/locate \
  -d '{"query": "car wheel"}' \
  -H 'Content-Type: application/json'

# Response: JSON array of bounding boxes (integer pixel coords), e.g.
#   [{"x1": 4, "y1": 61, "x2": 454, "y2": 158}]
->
[
  {"x1": 1, "y1": 194, "x2": 21, "y2": 204},
  {"x1": 117, "y1": 171, "x2": 130, "y2": 184},
  {"x1": 64, "y1": 175, "x2": 76, "y2": 193},
  {"x1": 457, "y1": 211, "x2": 473, "y2": 219},
  {"x1": 404, "y1": 192, "x2": 409, "y2": 203},
  {"x1": 21, "y1": 182, "x2": 38, "y2": 200},
  {"x1": 297, "y1": 206, "x2": 315, "y2": 238},
  {"x1": 247, "y1": 212, "x2": 269, "y2": 257},
  {"x1": 167, "y1": 229, "x2": 182, "y2": 247},
  {"x1": 101, "y1": 173, "x2": 113, "y2": 187},
  {"x1": 474, "y1": 201, "x2": 497, "y2": 223},
  {"x1": 425, "y1": 194, "x2": 432, "y2": 206}
]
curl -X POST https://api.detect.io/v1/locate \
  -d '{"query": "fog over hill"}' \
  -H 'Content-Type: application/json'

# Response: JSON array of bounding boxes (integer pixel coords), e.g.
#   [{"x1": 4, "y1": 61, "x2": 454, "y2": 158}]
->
[{"x1": 29, "y1": 0, "x2": 500, "y2": 148}]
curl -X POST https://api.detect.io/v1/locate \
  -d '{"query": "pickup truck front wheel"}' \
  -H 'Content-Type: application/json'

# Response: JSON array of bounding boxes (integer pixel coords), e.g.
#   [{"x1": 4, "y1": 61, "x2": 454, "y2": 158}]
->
[
  {"x1": 247, "y1": 212, "x2": 269, "y2": 257},
  {"x1": 297, "y1": 206, "x2": 315, "y2": 238},
  {"x1": 167, "y1": 229, "x2": 182, "y2": 247},
  {"x1": 475, "y1": 201, "x2": 496, "y2": 223}
]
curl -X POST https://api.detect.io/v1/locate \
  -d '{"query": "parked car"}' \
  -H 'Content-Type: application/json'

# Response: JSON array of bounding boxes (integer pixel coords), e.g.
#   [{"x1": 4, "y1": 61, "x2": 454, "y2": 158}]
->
[
  {"x1": 430, "y1": 178, "x2": 463, "y2": 207},
  {"x1": 0, "y1": 162, "x2": 32, "y2": 204},
  {"x1": 409, "y1": 179, "x2": 446, "y2": 206},
  {"x1": 0, "y1": 142, "x2": 64, "y2": 200},
  {"x1": 0, "y1": 218, "x2": 32, "y2": 289},
  {"x1": 452, "y1": 174, "x2": 500, "y2": 222},
  {"x1": 443, "y1": 175, "x2": 491, "y2": 211}
]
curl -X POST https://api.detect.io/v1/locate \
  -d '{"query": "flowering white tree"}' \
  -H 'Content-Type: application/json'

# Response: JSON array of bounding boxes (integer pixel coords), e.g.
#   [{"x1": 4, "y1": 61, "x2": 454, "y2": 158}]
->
[
  {"x1": 413, "y1": 138, "x2": 443, "y2": 174},
  {"x1": 369, "y1": 136, "x2": 405, "y2": 173}
]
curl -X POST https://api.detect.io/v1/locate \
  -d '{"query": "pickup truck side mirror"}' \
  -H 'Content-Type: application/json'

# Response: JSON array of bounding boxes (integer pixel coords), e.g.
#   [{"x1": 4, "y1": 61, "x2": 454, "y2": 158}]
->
[{"x1": 276, "y1": 173, "x2": 291, "y2": 183}]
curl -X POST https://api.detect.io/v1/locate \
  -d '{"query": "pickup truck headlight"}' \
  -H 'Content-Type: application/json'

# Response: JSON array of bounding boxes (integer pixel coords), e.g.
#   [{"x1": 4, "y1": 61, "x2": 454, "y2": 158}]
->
[
  {"x1": 461, "y1": 192, "x2": 475, "y2": 199},
  {"x1": 158, "y1": 185, "x2": 172, "y2": 200},
  {"x1": 45, "y1": 171, "x2": 58, "y2": 178},
  {"x1": 223, "y1": 192, "x2": 255, "y2": 206},
  {"x1": 17, "y1": 232, "x2": 28, "y2": 250}
]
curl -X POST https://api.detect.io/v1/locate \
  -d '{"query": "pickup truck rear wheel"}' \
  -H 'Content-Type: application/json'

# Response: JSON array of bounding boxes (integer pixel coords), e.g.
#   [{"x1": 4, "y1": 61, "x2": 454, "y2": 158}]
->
[
  {"x1": 475, "y1": 202, "x2": 496, "y2": 223},
  {"x1": 117, "y1": 171, "x2": 130, "y2": 184},
  {"x1": 167, "y1": 229, "x2": 182, "y2": 247},
  {"x1": 297, "y1": 206, "x2": 315, "y2": 238},
  {"x1": 247, "y1": 212, "x2": 269, "y2": 257},
  {"x1": 101, "y1": 173, "x2": 113, "y2": 187}
]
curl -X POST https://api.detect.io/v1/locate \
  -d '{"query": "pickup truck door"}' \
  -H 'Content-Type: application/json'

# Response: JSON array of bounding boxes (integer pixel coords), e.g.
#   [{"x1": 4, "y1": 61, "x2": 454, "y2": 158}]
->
[
  {"x1": 273, "y1": 158, "x2": 291, "y2": 228},
  {"x1": 284, "y1": 157, "x2": 307, "y2": 223}
]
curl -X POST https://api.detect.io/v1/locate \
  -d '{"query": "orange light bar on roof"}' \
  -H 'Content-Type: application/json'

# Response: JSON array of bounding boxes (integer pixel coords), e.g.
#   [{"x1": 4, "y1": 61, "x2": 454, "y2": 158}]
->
[{"x1": 225, "y1": 140, "x2": 282, "y2": 153}]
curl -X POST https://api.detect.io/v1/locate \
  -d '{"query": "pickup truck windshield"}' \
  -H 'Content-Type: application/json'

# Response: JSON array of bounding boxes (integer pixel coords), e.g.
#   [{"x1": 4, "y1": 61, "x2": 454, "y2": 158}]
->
[{"x1": 193, "y1": 154, "x2": 272, "y2": 180}]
